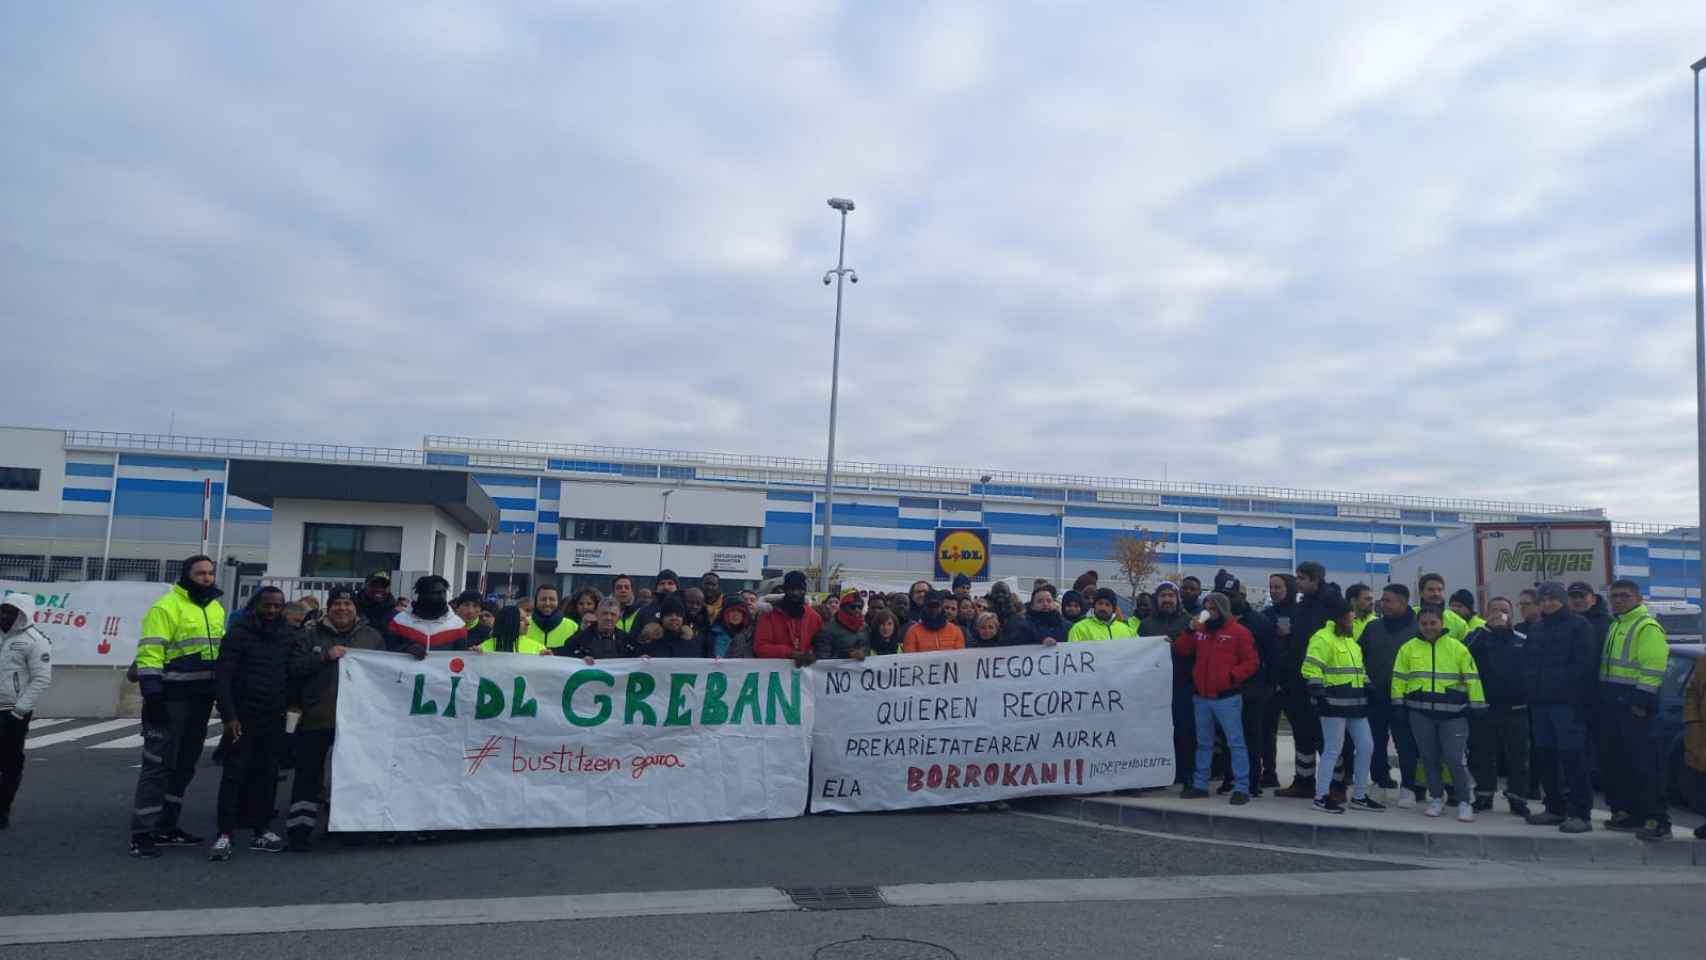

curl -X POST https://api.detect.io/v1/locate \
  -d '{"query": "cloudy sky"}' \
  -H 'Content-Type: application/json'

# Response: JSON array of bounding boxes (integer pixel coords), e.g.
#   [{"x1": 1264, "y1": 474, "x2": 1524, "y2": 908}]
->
[{"x1": 3, "y1": 2, "x2": 1704, "y2": 523}]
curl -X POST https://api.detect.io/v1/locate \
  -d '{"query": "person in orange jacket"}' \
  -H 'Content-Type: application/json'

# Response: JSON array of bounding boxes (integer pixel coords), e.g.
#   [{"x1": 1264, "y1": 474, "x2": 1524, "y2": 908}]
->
[{"x1": 902, "y1": 590, "x2": 966, "y2": 653}]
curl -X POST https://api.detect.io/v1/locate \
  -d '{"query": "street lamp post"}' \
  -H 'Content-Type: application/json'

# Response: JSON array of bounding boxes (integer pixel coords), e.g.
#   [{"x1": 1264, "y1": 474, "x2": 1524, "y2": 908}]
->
[
  {"x1": 658, "y1": 488, "x2": 675, "y2": 575},
  {"x1": 1693, "y1": 55, "x2": 1706, "y2": 628},
  {"x1": 820, "y1": 197, "x2": 858, "y2": 594}
]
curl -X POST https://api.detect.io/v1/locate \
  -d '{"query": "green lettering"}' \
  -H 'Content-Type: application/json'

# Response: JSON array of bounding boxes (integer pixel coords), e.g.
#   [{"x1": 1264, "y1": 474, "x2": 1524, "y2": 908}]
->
[
  {"x1": 665, "y1": 673, "x2": 697, "y2": 727},
  {"x1": 701, "y1": 671, "x2": 730, "y2": 725},
  {"x1": 409, "y1": 674, "x2": 438, "y2": 715},
  {"x1": 765, "y1": 669, "x2": 802, "y2": 726},
  {"x1": 474, "y1": 678, "x2": 505, "y2": 720},
  {"x1": 730, "y1": 671, "x2": 762, "y2": 725},
  {"x1": 442, "y1": 675, "x2": 463, "y2": 718},
  {"x1": 510, "y1": 676, "x2": 538, "y2": 718},
  {"x1": 624, "y1": 671, "x2": 658, "y2": 726},
  {"x1": 562, "y1": 669, "x2": 614, "y2": 727}
]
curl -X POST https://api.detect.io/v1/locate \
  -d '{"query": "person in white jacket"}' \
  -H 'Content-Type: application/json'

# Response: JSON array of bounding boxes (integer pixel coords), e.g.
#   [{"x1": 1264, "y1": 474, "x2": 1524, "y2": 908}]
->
[{"x1": 1, "y1": 591, "x2": 53, "y2": 829}]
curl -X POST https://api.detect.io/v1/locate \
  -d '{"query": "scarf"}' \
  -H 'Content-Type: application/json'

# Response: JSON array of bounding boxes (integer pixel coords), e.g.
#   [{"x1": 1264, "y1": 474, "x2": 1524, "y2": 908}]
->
[
  {"x1": 836, "y1": 605, "x2": 865, "y2": 632},
  {"x1": 532, "y1": 608, "x2": 565, "y2": 635}
]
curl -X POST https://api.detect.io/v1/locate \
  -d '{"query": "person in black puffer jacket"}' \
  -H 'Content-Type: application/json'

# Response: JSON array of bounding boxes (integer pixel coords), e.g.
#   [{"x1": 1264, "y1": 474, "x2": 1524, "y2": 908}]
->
[
  {"x1": 212, "y1": 586, "x2": 294, "y2": 853},
  {"x1": 1521, "y1": 582, "x2": 1600, "y2": 831},
  {"x1": 1465, "y1": 597, "x2": 1531, "y2": 815},
  {"x1": 1001, "y1": 584, "x2": 1069, "y2": 646}
]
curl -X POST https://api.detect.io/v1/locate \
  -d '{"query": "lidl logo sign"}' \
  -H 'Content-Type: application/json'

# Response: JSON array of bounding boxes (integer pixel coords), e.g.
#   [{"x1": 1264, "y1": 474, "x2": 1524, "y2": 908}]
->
[{"x1": 935, "y1": 527, "x2": 991, "y2": 580}]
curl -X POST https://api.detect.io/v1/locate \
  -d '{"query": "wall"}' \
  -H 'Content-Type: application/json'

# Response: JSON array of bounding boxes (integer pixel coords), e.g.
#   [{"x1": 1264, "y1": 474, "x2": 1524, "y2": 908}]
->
[
  {"x1": 264, "y1": 499, "x2": 471, "y2": 582},
  {"x1": 0, "y1": 427, "x2": 69, "y2": 516}
]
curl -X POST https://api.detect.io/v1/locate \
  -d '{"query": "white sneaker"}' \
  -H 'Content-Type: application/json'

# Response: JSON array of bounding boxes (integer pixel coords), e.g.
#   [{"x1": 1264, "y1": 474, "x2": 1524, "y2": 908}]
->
[
  {"x1": 1457, "y1": 802, "x2": 1475, "y2": 823},
  {"x1": 1397, "y1": 791, "x2": 1416, "y2": 809},
  {"x1": 1425, "y1": 798, "x2": 1444, "y2": 818},
  {"x1": 209, "y1": 834, "x2": 233, "y2": 862}
]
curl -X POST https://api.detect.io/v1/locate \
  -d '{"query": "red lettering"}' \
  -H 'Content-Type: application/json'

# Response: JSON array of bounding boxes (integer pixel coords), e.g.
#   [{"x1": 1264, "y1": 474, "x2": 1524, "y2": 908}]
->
[
  {"x1": 1002, "y1": 763, "x2": 1020, "y2": 786},
  {"x1": 1021, "y1": 764, "x2": 1037, "y2": 786},
  {"x1": 944, "y1": 764, "x2": 961, "y2": 789},
  {"x1": 907, "y1": 766, "x2": 924, "y2": 792},
  {"x1": 965, "y1": 763, "x2": 983, "y2": 787},
  {"x1": 926, "y1": 765, "x2": 944, "y2": 789},
  {"x1": 1042, "y1": 762, "x2": 1058, "y2": 784},
  {"x1": 985, "y1": 763, "x2": 999, "y2": 785},
  {"x1": 630, "y1": 753, "x2": 684, "y2": 779}
]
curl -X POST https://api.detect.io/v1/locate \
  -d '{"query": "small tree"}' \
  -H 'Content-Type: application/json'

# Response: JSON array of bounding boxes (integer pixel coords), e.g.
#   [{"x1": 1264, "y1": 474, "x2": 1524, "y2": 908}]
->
[{"x1": 1111, "y1": 527, "x2": 1165, "y2": 606}]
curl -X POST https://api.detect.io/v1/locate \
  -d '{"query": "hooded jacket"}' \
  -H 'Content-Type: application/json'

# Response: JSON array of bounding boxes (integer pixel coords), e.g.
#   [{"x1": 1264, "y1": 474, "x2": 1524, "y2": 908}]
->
[
  {"x1": 1, "y1": 592, "x2": 53, "y2": 717},
  {"x1": 1522, "y1": 607, "x2": 1599, "y2": 706},
  {"x1": 216, "y1": 604, "x2": 296, "y2": 720},
  {"x1": 288, "y1": 615, "x2": 385, "y2": 731},
  {"x1": 1175, "y1": 619, "x2": 1259, "y2": 699},
  {"x1": 385, "y1": 606, "x2": 471, "y2": 658},
  {"x1": 1059, "y1": 591, "x2": 1088, "y2": 629}
]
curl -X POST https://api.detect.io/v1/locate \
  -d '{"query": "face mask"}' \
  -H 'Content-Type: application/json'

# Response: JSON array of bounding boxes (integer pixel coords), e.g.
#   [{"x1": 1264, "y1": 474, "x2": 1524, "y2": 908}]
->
[
  {"x1": 781, "y1": 590, "x2": 807, "y2": 615},
  {"x1": 414, "y1": 590, "x2": 449, "y2": 619}
]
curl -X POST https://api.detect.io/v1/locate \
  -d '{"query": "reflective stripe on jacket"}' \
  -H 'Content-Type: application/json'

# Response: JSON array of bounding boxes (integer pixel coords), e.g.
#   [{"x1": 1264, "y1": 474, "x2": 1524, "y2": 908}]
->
[
  {"x1": 1391, "y1": 634, "x2": 1486, "y2": 716},
  {"x1": 1599, "y1": 605, "x2": 1667, "y2": 710},
  {"x1": 1068, "y1": 616, "x2": 1137, "y2": 642},
  {"x1": 135, "y1": 584, "x2": 226, "y2": 699},
  {"x1": 1300, "y1": 625, "x2": 1368, "y2": 717}
]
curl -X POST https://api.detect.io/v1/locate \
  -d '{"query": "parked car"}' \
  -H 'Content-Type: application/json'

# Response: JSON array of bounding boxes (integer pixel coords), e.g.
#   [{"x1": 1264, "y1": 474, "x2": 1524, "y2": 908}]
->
[{"x1": 1660, "y1": 644, "x2": 1703, "y2": 807}]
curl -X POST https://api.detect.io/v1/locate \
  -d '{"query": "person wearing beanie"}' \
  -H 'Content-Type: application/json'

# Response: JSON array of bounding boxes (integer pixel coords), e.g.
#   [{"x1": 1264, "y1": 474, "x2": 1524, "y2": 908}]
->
[
  {"x1": 628, "y1": 570, "x2": 681, "y2": 635},
  {"x1": 753, "y1": 571, "x2": 822, "y2": 665},
  {"x1": 1448, "y1": 589, "x2": 1486, "y2": 636},
  {"x1": 1068, "y1": 588, "x2": 1136, "y2": 642},
  {"x1": 709, "y1": 600, "x2": 755, "y2": 658},
  {"x1": 985, "y1": 581, "x2": 1019, "y2": 625},
  {"x1": 903, "y1": 590, "x2": 966, "y2": 653},
  {"x1": 385, "y1": 575, "x2": 471, "y2": 660},
  {"x1": 951, "y1": 573, "x2": 974, "y2": 603},
  {"x1": 285, "y1": 586, "x2": 384, "y2": 851},
  {"x1": 1520, "y1": 581, "x2": 1599, "y2": 833},
  {"x1": 1176, "y1": 592, "x2": 1259, "y2": 804},
  {"x1": 128, "y1": 554, "x2": 228, "y2": 859},
  {"x1": 815, "y1": 591, "x2": 869, "y2": 660},
  {"x1": 453, "y1": 590, "x2": 492, "y2": 650},
  {"x1": 633, "y1": 593, "x2": 705, "y2": 658},
  {"x1": 1301, "y1": 593, "x2": 1381, "y2": 814},
  {"x1": 1141, "y1": 581, "x2": 1196, "y2": 786},
  {"x1": 1060, "y1": 590, "x2": 1088, "y2": 628}
]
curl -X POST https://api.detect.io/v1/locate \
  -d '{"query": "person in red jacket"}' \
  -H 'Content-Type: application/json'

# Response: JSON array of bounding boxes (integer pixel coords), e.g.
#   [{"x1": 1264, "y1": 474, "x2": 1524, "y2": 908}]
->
[
  {"x1": 752, "y1": 571, "x2": 821, "y2": 666},
  {"x1": 1174, "y1": 592, "x2": 1259, "y2": 804}
]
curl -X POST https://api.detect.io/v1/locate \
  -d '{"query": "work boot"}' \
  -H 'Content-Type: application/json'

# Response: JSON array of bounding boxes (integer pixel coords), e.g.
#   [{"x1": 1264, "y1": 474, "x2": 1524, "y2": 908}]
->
[
  {"x1": 1636, "y1": 820, "x2": 1671, "y2": 843},
  {"x1": 1229, "y1": 791, "x2": 1250, "y2": 806},
  {"x1": 1525, "y1": 810, "x2": 1566, "y2": 826},
  {"x1": 1559, "y1": 818, "x2": 1593, "y2": 834},
  {"x1": 128, "y1": 834, "x2": 161, "y2": 859},
  {"x1": 1216, "y1": 781, "x2": 1234, "y2": 795},
  {"x1": 1508, "y1": 798, "x2": 1531, "y2": 818},
  {"x1": 1472, "y1": 795, "x2": 1494, "y2": 813},
  {"x1": 1274, "y1": 780, "x2": 1314, "y2": 799},
  {"x1": 1605, "y1": 814, "x2": 1642, "y2": 833},
  {"x1": 1259, "y1": 772, "x2": 1281, "y2": 789},
  {"x1": 1179, "y1": 786, "x2": 1210, "y2": 799}
]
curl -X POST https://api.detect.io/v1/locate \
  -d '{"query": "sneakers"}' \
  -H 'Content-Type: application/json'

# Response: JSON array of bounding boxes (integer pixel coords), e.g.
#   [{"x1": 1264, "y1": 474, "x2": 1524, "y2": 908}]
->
[
  {"x1": 1605, "y1": 815, "x2": 1642, "y2": 833},
  {"x1": 250, "y1": 831, "x2": 286, "y2": 853},
  {"x1": 1559, "y1": 817, "x2": 1593, "y2": 834},
  {"x1": 1457, "y1": 802, "x2": 1475, "y2": 823},
  {"x1": 129, "y1": 835, "x2": 162, "y2": 859},
  {"x1": 1636, "y1": 821, "x2": 1671, "y2": 843},
  {"x1": 1179, "y1": 786, "x2": 1210, "y2": 799},
  {"x1": 1472, "y1": 796, "x2": 1494, "y2": 813},
  {"x1": 1312, "y1": 796, "x2": 1345, "y2": 815},
  {"x1": 1229, "y1": 791, "x2": 1250, "y2": 806},
  {"x1": 1425, "y1": 798, "x2": 1445, "y2": 818},
  {"x1": 209, "y1": 834, "x2": 234, "y2": 861},
  {"x1": 1396, "y1": 790, "x2": 1416, "y2": 810},
  {"x1": 151, "y1": 827, "x2": 203, "y2": 846},
  {"x1": 1508, "y1": 799, "x2": 1531, "y2": 818},
  {"x1": 1525, "y1": 811, "x2": 1566, "y2": 826},
  {"x1": 1248, "y1": 787, "x2": 1264, "y2": 799},
  {"x1": 1349, "y1": 795, "x2": 1386, "y2": 812}
]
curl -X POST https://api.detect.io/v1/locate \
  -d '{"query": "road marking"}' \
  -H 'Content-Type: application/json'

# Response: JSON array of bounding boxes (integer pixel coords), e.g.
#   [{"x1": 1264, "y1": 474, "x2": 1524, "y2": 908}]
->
[
  {"x1": 23, "y1": 720, "x2": 137, "y2": 750},
  {"x1": 22, "y1": 719, "x2": 71, "y2": 730},
  {"x1": 0, "y1": 863, "x2": 1697, "y2": 946},
  {"x1": 93, "y1": 723, "x2": 222, "y2": 750}
]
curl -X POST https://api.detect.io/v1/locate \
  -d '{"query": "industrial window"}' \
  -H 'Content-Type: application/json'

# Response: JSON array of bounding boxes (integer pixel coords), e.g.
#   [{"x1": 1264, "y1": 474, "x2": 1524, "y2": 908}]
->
[
  {"x1": 0, "y1": 467, "x2": 41, "y2": 491},
  {"x1": 565, "y1": 518, "x2": 661, "y2": 544},
  {"x1": 666, "y1": 522, "x2": 760, "y2": 548},
  {"x1": 301, "y1": 523, "x2": 403, "y2": 578}
]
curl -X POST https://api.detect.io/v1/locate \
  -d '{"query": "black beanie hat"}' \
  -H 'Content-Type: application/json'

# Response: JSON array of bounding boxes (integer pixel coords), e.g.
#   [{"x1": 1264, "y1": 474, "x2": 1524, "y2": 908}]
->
[
  {"x1": 656, "y1": 569, "x2": 679, "y2": 585},
  {"x1": 453, "y1": 590, "x2": 483, "y2": 608},
  {"x1": 414, "y1": 575, "x2": 449, "y2": 595},
  {"x1": 1450, "y1": 589, "x2": 1476, "y2": 612},
  {"x1": 326, "y1": 586, "x2": 357, "y2": 605},
  {"x1": 1213, "y1": 568, "x2": 1238, "y2": 595},
  {"x1": 782, "y1": 570, "x2": 809, "y2": 592},
  {"x1": 1092, "y1": 587, "x2": 1119, "y2": 606},
  {"x1": 952, "y1": 573, "x2": 973, "y2": 589},
  {"x1": 1061, "y1": 589, "x2": 1086, "y2": 608},
  {"x1": 659, "y1": 593, "x2": 687, "y2": 618}
]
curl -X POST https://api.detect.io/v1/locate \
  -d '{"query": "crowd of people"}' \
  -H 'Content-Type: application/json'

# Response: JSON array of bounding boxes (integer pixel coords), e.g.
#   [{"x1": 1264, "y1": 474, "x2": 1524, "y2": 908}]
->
[{"x1": 1, "y1": 553, "x2": 1702, "y2": 857}]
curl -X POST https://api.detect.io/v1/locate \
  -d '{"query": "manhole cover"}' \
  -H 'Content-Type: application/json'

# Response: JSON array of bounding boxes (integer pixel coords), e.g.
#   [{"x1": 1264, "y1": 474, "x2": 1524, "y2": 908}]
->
[
  {"x1": 812, "y1": 936, "x2": 959, "y2": 960},
  {"x1": 785, "y1": 886, "x2": 887, "y2": 911}
]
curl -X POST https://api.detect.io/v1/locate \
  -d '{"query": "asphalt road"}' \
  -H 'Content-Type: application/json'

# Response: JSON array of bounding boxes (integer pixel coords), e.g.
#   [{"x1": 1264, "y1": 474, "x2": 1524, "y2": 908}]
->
[{"x1": 4, "y1": 724, "x2": 1702, "y2": 959}]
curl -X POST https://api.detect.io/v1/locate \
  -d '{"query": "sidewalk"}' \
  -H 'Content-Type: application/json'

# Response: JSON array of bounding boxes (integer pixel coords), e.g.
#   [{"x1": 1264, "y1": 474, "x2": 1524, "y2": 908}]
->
[{"x1": 1023, "y1": 736, "x2": 1706, "y2": 866}]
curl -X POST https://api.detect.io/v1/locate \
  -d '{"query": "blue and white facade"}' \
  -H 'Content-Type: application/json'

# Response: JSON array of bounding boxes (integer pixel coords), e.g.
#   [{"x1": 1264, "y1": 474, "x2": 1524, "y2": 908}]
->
[{"x1": 0, "y1": 426, "x2": 1698, "y2": 601}]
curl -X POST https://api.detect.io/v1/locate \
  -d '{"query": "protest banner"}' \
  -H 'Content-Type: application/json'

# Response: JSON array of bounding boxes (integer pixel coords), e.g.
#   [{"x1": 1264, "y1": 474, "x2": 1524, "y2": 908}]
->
[
  {"x1": 0, "y1": 579, "x2": 164, "y2": 665},
  {"x1": 807, "y1": 637, "x2": 1174, "y2": 812},
  {"x1": 329, "y1": 649, "x2": 812, "y2": 831}
]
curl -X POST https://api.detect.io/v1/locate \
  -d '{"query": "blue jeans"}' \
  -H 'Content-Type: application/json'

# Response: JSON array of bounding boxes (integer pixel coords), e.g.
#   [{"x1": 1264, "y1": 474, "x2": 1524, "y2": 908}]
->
[
  {"x1": 1193, "y1": 695, "x2": 1248, "y2": 792},
  {"x1": 1531, "y1": 703, "x2": 1593, "y2": 820}
]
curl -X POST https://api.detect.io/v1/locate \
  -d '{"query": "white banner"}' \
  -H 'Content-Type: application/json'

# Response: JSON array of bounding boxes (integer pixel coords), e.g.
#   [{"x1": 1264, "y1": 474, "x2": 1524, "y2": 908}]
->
[
  {"x1": 329, "y1": 650, "x2": 812, "y2": 831},
  {"x1": 807, "y1": 637, "x2": 1175, "y2": 811},
  {"x1": 0, "y1": 580, "x2": 167, "y2": 666}
]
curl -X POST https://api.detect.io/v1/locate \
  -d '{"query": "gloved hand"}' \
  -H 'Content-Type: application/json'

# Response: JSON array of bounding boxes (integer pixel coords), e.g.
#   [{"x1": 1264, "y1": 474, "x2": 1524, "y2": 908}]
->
[
  {"x1": 792, "y1": 650, "x2": 817, "y2": 668},
  {"x1": 141, "y1": 697, "x2": 170, "y2": 724},
  {"x1": 406, "y1": 642, "x2": 427, "y2": 661}
]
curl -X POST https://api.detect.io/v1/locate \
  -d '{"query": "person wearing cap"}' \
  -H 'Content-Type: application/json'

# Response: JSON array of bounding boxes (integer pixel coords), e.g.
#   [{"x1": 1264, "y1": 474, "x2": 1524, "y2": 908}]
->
[
  {"x1": 1520, "y1": 581, "x2": 1599, "y2": 833},
  {"x1": 355, "y1": 572, "x2": 396, "y2": 633},
  {"x1": 385, "y1": 576, "x2": 471, "y2": 660},
  {"x1": 1176, "y1": 592, "x2": 1259, "y2": 804},
  {"x1": 628, "y1": 569, "x2": 681, "y2": 635},
  {"x1": 754, "y1": 572, "x2": 823, "y2": 665},
  {"x1": 1068, "y1": 588, "x2": 1137, "y2": 642},
  {"x1": 633, "y1": 594, "x2": 705, "y2": 658},
  {"x1": 454, "y1": 590, "x2": 492, "y2": 651},
  {"x1": 903, "y1": 590, "x2": 966, "y2": 653},
  {"x1": 0, "y1": 591, "x2": 53, "y2": 831},
  {"x1": 1301, "y1": 593, "x2": 1381, "y2": 814},
  {"x1": 814, "y1": 590, "x2": 869, "y2": 659},
  {"x1": 1567, "y1": 582, "x2": 1612, "y2": 643},
  {"x1": 1597, "y1": 580, "x2": 1672, "y2": 841},
  {"x1": 128, "y1": 555, "x2": 227, "y2": 859},
  {"x1": 285, "y1": 586, "x2": 383, "y2": 851}
]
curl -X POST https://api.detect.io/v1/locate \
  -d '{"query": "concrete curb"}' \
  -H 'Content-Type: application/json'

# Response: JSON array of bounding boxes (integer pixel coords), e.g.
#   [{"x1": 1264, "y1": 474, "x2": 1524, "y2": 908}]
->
[{"x1": 1019, "y1": 795, "x2": 1706, "y2": 866}]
